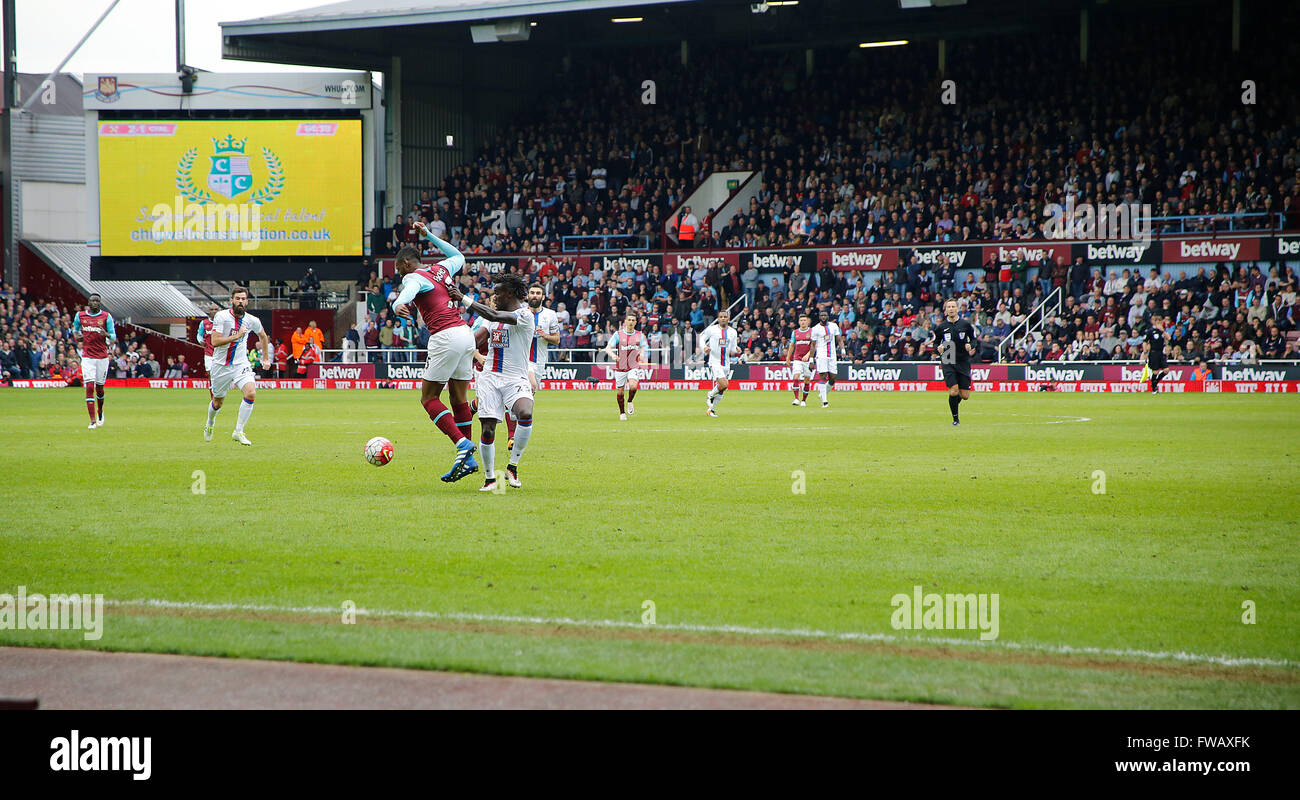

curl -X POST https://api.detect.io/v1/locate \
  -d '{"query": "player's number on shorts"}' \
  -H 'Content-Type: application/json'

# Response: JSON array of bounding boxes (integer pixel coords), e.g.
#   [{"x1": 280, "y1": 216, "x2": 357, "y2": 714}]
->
[{"x1": 940, "y1": 340, "x2": 957, "y2": 365}]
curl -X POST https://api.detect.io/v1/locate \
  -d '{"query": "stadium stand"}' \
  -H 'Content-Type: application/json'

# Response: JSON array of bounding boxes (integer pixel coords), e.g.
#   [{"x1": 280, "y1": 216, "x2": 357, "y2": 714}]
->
[{"x1": 375, "y1": 17, "x2": 1300, "y2": 366}]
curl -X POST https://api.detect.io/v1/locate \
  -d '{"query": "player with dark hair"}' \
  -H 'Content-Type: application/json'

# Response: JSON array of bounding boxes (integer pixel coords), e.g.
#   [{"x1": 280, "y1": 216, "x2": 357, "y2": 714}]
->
[
  {"x1": 934, "y1": 298, "x2": 978, "y2": 426},
  {"x1": 72, "y1": 293, "x2": 116, "y2": 429},
  {"x1": 1143, "y1": 315, "x2": 1170, "y2": 393},
  {"x1": 602, "y1": 311, "x2": 648, "y2": 420},
  {"x1": 808, "y1": 310, "x2": 843, "y2": 408},
  {"x1": 784, "y1": 312, "x2": 815, "y2": 406},
  {"x1": 392, "y1": 221, "x2": 479, "y2": 482},
  {"x1": 451, "y1": 273, "x2": 535, "y2": 491},
  {"x1": 206, "y1": 287, "x2": 271, "y2": 444}
]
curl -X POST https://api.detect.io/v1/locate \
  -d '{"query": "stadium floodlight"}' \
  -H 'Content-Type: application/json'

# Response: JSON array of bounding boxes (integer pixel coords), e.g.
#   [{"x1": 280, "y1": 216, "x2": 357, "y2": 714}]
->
[
  {"x1": 859, "y1": 40, "x2": 909, "y2": 48},
  {"x1": 611, "y1": 17, "x2": 643, "y2": 23},
  {"x1": 768, "y1": 1, "x2": 799, "y2": 5},
  {"x1": 470, "y1": 18, "x2": 531, "y2": 43},
  {"x1": 899, "y1": 0, "x2": 967, "y2": 7}
]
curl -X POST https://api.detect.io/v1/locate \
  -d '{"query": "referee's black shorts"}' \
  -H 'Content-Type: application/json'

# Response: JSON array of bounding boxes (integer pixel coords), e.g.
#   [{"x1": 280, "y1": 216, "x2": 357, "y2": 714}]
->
[
  {"x1": 942, "y1": 363, "x2": 972, "y2": 390},
  {"x1": 1149, "y1": 356, "x2": 1167, "y2": 371}
]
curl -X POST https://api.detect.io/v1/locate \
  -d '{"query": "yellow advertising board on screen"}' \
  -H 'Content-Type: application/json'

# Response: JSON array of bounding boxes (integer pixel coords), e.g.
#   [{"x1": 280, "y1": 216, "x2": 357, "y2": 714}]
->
[{"x1": 97, "y1": 119, "x2": 362, "y2": 256}]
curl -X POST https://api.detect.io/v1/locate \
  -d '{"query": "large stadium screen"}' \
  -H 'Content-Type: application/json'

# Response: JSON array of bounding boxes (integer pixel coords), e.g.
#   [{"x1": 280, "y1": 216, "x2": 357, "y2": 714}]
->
[{"x1": 97, "y1": 119, "x2": 362, "y2": 257}]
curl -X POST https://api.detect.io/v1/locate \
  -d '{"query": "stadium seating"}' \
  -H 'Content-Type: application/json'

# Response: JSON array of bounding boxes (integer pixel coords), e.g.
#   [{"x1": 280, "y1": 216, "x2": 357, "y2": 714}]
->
[{"x1": 389, "y1": 19, "x2": 1300, "y2": 365}]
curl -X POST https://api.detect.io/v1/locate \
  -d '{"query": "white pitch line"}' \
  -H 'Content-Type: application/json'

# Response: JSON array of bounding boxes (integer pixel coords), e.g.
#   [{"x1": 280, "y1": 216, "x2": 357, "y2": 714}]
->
[{"x1": 105, "y1": 598, "x2": 1294, "y2": 670}]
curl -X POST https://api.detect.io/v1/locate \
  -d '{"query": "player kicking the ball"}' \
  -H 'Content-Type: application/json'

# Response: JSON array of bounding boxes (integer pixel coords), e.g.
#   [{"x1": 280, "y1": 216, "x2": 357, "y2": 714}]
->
[
  {"x1": 602, "y1": 312, "x2": 648, "y2": 420},
  {"x1": 205, "y1": 287, "x2": 271, "y2": 445},
  {"x1": 808, "y1": 310, "x2": 843, "y2": 408},
  {"x1": 934, "y1": 298, "x2": 977, "y2": 425},
  {"x1": 452, "y1": 274, "x2": 535, "y2": 491},
  {"x1": 699, "y1": 308, "x2": 741, "y2": 417},
  {"x1": 784, "y1": 312, "x2": 814, "y2": 406},
  {"x1": 72, "y1": 293, "x2": 116, "y2": 429},
  {"x1": 392, "y1": 222, "x2": 481, "y2": 482}
]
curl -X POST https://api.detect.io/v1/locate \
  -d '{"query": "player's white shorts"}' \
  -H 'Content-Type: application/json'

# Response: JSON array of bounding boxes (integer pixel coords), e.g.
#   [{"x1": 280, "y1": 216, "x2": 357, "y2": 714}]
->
[
  {"x1": 475, "y1": 370, "x2": 532, "y2": 421},
  {"x1": 709, "y1": 364, "x2": 733, "y2": 381},
  {"x1": 815, "y1": 356, "x2": 838, "y2": 375},
  {"x1": 423, "y1": 325, "x2": 476, "y2": 383},
  {"x1": 80, "y1": 357, "x2": 109, "y2": 384},
  {"x1": 613, "y1": 368, "x2": 642, "y2": 389},
  {"x1": 792, "y1": 359, "x2": 815, "y2": 380},
  {"x1": 203, "y1": 356, "x2": 213, "y2": 374},
  {"x1": 209, "y1": 364, "x2": 256, "y2": 398}
]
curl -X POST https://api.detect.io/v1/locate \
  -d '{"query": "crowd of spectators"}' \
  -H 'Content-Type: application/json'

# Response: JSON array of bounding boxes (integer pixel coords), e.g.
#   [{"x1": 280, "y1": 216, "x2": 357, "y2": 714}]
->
[
  {"x1": 358, "y1": 9, "x2": 1300, "y2": 366},
  {"x1": 387, "y1": 16, "x2": 1299, "y2": 257},
  {"x1": 352, "y1": 254, "x2": 1299, "y2": 366},
  {"x1": 0, "y1": 283, "x2": 193, "y2": 383}
]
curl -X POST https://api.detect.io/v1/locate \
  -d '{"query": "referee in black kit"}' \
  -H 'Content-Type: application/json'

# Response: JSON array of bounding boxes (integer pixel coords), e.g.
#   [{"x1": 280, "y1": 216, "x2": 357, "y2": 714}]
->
[
  {"x1": 935, "y1": 298, "x2": 978, "y2": 425},
  {"x1": 1143, "y1": 315, "x2": 1171, "y2": 393}
]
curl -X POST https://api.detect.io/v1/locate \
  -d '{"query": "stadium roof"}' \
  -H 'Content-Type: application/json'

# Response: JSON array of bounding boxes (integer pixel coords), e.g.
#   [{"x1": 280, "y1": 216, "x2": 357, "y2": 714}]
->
[
  {"x1": 221, "y1": 0, "x2": 696, "y2": 36},
  {"x1": 25, "y1": 242, "x2": 203, "y2": 322}
]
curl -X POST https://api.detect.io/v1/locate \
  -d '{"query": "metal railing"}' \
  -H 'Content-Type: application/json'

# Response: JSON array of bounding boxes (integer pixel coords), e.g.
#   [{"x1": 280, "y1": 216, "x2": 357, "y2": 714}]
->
[
  {"x1": 560, "y1": 234, "x2": 654, "y2": 253},
  {"x1": 1149, "y1": 212, "x2": 1282, "y2": 235},
  {"x1": 997, "y1": 286, "x2": 1062, "y2": 362}
]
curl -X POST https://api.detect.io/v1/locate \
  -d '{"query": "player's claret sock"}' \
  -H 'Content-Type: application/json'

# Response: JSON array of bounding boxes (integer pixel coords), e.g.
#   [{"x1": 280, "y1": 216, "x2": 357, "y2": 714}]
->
[
  {"x1": 510, "y1": 418, "x2": 532, "y2": 465},
  {"x1": 453, "y1": 401, "x2": 474, "y2": 438},
  {"x1": 84, "y1": 384, "x2": 97, "y2": 423},
  {"x1": 617, "y1": 389, "x2": 626, "y2": 414},
  {"x1": 627, "y1": 386, "x2": 638, "y2": 404},
  {"x1": 235, "y1": 397, "x2": 255, "y2": 434},
  {"x1": 96, "y1": 386, "x2": 105, "y2": 421},
  {"x1": 423, "y1": 398, "x2": 464, "y2": 443},
  {"x1": 949, "y1": 395, "x2": 961, "y2": 421},
  {"x1": 506, "y1": 413, "x2": 517, "y2": 440}
]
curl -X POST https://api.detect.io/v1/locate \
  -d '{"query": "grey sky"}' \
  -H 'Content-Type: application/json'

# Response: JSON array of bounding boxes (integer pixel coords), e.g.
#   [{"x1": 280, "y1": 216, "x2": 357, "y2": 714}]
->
[{"x1": 2, "y1": 0, "x2": 336, "y2": 76}]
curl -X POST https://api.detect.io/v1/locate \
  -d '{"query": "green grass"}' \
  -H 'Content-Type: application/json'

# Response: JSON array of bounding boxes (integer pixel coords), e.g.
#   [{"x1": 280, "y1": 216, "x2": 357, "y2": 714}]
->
[{"x1": 1, "y1": 386, "x2": 1297, "y2": 708}]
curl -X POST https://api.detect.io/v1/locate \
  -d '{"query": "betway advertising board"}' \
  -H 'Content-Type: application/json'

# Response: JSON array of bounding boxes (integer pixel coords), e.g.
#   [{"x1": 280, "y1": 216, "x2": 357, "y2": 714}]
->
[{"x1": 375, "y1": 362, "x2": 1300, "y2": 382}]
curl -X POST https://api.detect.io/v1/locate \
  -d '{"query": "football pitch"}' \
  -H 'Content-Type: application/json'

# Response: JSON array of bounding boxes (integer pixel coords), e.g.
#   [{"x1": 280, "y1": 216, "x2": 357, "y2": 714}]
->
[{"x1": 1, "y1": 387, "x2": 1297, "y2": 709}]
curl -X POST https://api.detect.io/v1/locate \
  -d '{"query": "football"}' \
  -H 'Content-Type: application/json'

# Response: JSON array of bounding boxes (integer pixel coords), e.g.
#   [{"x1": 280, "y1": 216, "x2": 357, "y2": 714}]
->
[{"x1": 364, "y1": 436, "x2": 394, "y2": 466}]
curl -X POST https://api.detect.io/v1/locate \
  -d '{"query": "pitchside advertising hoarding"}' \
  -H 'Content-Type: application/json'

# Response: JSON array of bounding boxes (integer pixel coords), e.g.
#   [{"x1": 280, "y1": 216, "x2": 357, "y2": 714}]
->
[
  {"x1": 362, "y1": 362, "x2": 1300, "y2": 382},
  {"x1": 97, "y1": 119, "x2": 363, "y2": 257},
  {"x1": 372, "y1": 233, "x2": 1296, "y2": 281}
]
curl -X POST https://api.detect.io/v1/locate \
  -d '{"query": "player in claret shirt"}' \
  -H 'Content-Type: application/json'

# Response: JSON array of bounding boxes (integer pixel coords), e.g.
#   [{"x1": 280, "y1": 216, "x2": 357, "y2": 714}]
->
[
  {"x1": 195, "y1": 303, "x2": 219, "y2": 376},
  {"x1": 602, "y1": 312, "x2": 649, "y2": 421},
  {"x1": 933, "y1": 298, "x2": 978, "y2": 426},
  {"x1": 784, "y1": 312, "x2": 815, "y2": 407},
  {"x1": 72, "y1": 293, "x2": 116, "y2": 429},
  {"x1": 392, "y1": 221, "x2": 479, "y2": 482}
]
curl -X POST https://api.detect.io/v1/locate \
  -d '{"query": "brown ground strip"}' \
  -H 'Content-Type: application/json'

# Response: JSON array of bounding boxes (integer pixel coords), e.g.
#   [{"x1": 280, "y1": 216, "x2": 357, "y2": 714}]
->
[
  {"x1": 0, "y1": 646, "x2": 948, "y2": 710},
  {"x1": 108, "y1": 603, "x2": 1297, "y2": 687}
]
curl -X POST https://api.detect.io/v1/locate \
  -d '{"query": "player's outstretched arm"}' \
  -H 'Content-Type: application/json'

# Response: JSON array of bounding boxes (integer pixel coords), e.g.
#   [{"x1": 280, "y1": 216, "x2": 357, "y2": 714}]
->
[
  {"x1": 414, "y1": 220, "x2": 465, "y2": 274},
  {"x1": 447, "y1": 281, "x2": 517, "y2": 325}
]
